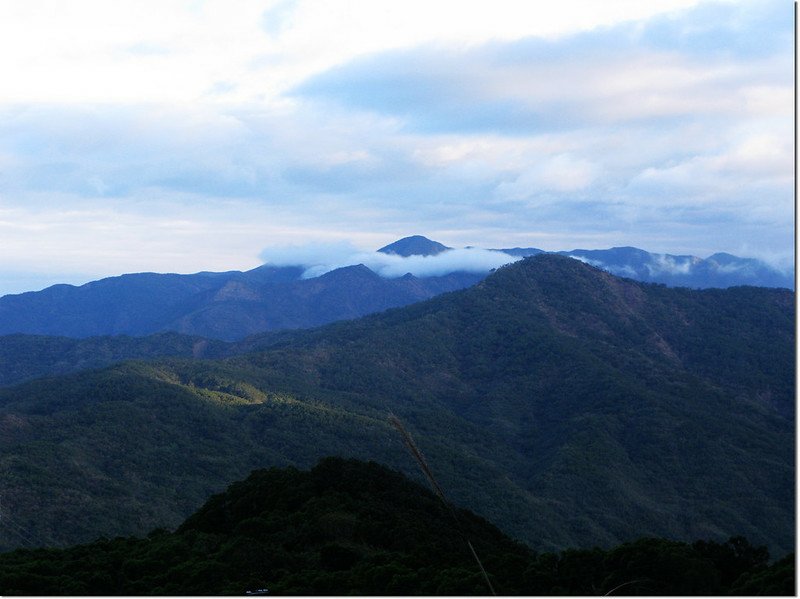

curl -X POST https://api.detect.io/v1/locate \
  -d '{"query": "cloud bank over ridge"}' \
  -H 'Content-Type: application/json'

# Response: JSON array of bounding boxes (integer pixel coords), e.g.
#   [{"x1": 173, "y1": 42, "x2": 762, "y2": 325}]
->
[{"x1": 259, "y1": 242, "x2": 521, "y2": 279}]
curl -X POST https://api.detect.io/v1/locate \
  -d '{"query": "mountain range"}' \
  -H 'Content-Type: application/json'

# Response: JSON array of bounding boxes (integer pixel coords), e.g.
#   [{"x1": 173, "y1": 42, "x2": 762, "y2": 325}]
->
[
  {"x1": 508, "y1": 245, "x2": 793, "y2": 290},
  {"x1": 0, "y1": 254, "x2": 792, "y2": 560},
  {"x1": 0, "y1": 236, "x2": 791, "y2": 341},
  {"x1": 0, "y1": 261, "x2": 482, "y2": 341}
]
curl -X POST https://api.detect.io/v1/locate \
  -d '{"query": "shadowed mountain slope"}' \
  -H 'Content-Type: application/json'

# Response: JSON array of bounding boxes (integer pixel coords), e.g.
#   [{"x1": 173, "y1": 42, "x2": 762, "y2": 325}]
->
[{"x1": 0, "y1": 255, "x2": 792, "y2": 558}]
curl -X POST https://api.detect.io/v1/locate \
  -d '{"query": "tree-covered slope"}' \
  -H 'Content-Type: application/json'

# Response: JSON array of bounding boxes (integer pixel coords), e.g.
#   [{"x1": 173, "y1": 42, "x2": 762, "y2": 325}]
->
[
  {"x1": 0, "y1": 458, "x2": 792, "y2": 596},
  {"x1": 0, "y1": 255, "x2": 792, "y2": 558},
  {"x1": 0, "y1": 332, "x2": 231, "y2": 387},
  {"x1": 229, "y1": 255, "x2": 794, "y2": 549}
]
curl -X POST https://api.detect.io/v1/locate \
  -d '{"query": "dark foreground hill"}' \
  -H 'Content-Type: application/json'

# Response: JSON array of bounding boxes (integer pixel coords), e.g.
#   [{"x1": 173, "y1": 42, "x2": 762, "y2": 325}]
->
[
  {"x1": 0, "y1": 458, "x2": 792, "y2": 596},
  {"x1": 0, "y1": 255, "x2": 793, "y2": 558}
]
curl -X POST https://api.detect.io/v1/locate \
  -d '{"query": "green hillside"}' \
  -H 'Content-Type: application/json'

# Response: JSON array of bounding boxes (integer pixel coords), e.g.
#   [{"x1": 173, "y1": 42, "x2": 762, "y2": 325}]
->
[
  {"x1": 0, "y1": 255, "x2": 793, "y2": 557},
  {"x1": 0, "y1": 459, "x2": 792, "y2": 595}
]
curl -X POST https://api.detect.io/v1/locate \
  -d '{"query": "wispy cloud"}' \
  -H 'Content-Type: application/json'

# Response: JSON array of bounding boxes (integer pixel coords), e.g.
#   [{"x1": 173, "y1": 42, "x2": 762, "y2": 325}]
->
[
  {"x1": 261, "y1": 0, "x2": 297, "y2": 37},
  {"x1": 647, "y1": 254, "x2": 695, "y2": 276},
  {"x1": 292, "y1": 1, "x2": 790, "y2": 133}
]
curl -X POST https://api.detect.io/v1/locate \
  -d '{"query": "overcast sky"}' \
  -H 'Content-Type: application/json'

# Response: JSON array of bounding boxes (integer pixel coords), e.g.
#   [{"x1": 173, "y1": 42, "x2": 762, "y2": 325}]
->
[{"x1": 0, "y1": 0, "x2": 793, "y2": 295}]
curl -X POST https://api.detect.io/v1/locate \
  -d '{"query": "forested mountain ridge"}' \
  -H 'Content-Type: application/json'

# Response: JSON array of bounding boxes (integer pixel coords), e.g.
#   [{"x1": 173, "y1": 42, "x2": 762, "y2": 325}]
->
[
  {"x1": 0, "y1": 458, "x2": 791, "y2": 596},
  {"x1": 0, "y1": 255, "x2": 792, "y2": 559}
]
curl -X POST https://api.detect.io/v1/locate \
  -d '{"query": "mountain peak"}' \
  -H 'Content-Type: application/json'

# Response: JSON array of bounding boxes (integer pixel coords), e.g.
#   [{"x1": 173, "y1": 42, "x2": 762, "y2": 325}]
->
[
  {"x1": 377, "y1": 235, "x2": 451, "y2": 257},
  {"x1": 707, "y1": 252, "x2": 748, "y2": 264},
  {"x1": 318, "y1": 263, "x2": 382, "y2": 281}
]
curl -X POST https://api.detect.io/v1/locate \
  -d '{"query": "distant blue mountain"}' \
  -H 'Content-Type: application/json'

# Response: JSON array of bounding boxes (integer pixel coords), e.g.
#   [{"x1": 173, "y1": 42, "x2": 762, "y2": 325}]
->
[
  {"x1": 0, "y1": 259, "x2": 482, "y2": 341},
  {"x1": 554, "y1": 247, "x2": 793, "y2": 289},
  {"x1": 493, "y1": 246, "x2": 546, "y2": 258},
  {"x1": 487, "y1": 244, "x2": 792, "y2": 289},
  {"x1": 377, "y1": 234, "x2": 450, "y2": 256}
]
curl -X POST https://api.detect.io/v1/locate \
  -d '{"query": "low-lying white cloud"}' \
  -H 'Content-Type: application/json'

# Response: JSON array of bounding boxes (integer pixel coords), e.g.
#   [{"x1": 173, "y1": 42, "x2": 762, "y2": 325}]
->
[
  {"x1": 566, "y1": 254, "x2": 602, "y2": 267},
  {"x1": 259, "y1": 243, "x2": 521, "y2": 279},
  {"x1": 566, "y1": 255, "x2": 638, "y2": 278},
  {"x1": 647, "y1": 254, "x2": 696, "y2": 276},
  {"x1": 567, "y1": 252, "x2": 699, "y2": 277}
]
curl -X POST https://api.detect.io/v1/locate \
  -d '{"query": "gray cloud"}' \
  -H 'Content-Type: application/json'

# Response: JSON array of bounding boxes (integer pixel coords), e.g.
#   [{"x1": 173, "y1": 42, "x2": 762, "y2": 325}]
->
[{"x1": 292, "y1": 0, "x2": 791, "y2": 134}]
